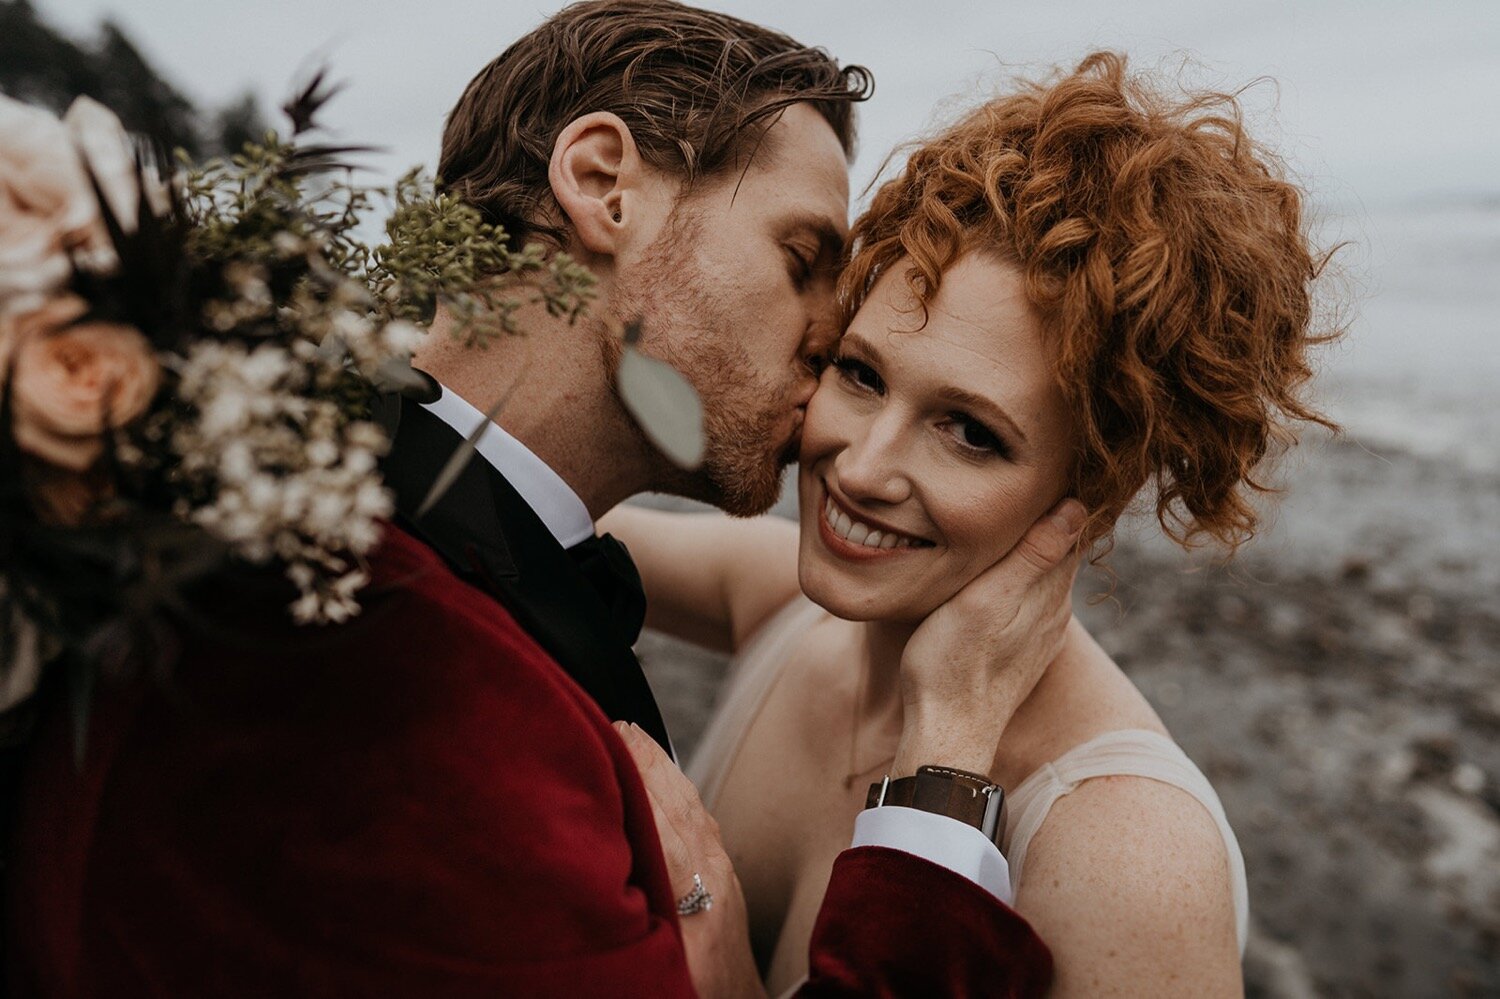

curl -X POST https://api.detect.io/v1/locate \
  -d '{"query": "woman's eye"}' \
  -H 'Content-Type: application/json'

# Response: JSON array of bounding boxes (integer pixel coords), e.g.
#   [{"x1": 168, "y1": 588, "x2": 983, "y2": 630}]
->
[
  {"x1": 949, "y1": 415, "x2": 1008, "y2": 457},
  {"x1": 832, "y1": 356, "x2": 883, "y2": 394}
]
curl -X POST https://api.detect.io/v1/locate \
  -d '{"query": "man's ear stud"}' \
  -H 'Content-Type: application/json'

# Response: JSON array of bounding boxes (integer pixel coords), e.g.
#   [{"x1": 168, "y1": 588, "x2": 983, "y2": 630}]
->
[{"x1": 612, "y1": 209, "x2": 622, "y2": 223}]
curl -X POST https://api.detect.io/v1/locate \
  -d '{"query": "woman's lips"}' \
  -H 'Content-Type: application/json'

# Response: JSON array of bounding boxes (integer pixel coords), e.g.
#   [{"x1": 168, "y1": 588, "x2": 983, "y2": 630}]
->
[{"x1": 816, "y1": 486, "x2": 930, "y2": 561}]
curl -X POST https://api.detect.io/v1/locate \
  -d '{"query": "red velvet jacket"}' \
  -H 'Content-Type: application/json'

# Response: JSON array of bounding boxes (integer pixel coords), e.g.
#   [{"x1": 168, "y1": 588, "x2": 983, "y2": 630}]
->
[{"x1": 5, "y1": 526, "x2": 1052, "y2": 996}]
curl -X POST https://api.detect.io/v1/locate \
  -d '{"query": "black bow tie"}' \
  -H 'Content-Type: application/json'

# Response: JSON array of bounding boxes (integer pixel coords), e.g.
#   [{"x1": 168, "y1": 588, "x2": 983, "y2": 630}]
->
[{"x1": 567, "y1": 533, "x2": 648, "y2": 649}]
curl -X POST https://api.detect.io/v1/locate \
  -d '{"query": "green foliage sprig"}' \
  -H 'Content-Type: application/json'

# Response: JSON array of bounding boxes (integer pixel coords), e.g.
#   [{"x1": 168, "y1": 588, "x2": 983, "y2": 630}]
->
[
  {"x1": 373, "y1": 169, "x2": 596, "y2": 347},
  {"x1": 0, "y1": 75, "x2": 604, "y2": 715}
]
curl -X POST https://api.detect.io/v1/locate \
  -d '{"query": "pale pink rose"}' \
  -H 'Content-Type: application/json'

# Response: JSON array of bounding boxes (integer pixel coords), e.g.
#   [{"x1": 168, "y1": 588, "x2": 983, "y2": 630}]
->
[
  {"x1": 0, "y1": 95, "x2": 167, "y2": 314},
  {"x1": 0, "y1": 96, "x2": 93, "y2": 310},
  {"x1": 0, "y1": 97, "x2": 93, "y2": 223},
  {"x1": 7, "y1": 296, "x2": 161, "y2": 471}
]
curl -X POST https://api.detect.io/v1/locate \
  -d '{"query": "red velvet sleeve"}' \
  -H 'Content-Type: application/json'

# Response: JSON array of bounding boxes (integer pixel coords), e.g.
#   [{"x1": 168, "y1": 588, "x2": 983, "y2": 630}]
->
[
  {"x1": 10, "y1": 527, "x2": 695, "y2": 998},
  {"x1": 797, "y1": 847, "x2": 1054, "y2": 998}
]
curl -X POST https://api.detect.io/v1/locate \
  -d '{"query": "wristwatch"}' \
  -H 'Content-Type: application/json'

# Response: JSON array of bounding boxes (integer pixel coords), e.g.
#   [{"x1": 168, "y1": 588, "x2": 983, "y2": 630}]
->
[{"x1": 866, "y1": 765, "x2": 1008, "y2": 852}]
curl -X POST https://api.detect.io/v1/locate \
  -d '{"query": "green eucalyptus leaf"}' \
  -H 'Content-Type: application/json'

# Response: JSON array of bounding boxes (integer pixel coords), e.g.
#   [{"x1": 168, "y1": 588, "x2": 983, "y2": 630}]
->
[{"x1": 617, "y1": 345, "x2": 705, "y2": 470}]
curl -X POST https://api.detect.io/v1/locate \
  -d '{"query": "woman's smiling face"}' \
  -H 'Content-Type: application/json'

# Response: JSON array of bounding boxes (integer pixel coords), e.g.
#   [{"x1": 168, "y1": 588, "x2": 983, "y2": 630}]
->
[{"x1": 796, "y1": 252, "x2": 1078, "y2": 623}]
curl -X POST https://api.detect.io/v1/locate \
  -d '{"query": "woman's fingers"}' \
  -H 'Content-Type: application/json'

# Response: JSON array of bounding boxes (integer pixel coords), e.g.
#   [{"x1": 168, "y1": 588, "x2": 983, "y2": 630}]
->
[
  {"x1": 615, "y1": 717, "x2": 671, "y2": 779},
  {"x1": 971, "y1": 497, "x2": 1086, "y2": 606},
  {"x1": 614, "y1": 728, "x2": 771, "y2": 998},
  {"x1": 653, "y1": 802, "x2": 696, "y2": 896},
  {"x1": 1015, "y1": 497, "x2": 1088, "y2": 574},
  {"x1": 1000, "y1": 499, "x2": 1084, "y2": 632},
  {"x1": 893, "y1": 498, "x2": 1087, "y2": 777},
  {"x1": 616, "y1": 721, "x2": 712, "y2": 826},
  {"x1": 614, "y1": 722, "x2": 689, "y2": 882},
  {"x1": 948, "y1": 496, "x2": 1085, "y2": 644},
  {"x1": 614, "y1": 721, "x2": 722, "y2": 896}
]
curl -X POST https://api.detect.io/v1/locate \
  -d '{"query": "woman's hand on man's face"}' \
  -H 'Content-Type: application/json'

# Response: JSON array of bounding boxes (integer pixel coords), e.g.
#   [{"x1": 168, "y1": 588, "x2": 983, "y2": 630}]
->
[{"x1": 893, "y1": 497, "x2": 1087, "y2": 781}]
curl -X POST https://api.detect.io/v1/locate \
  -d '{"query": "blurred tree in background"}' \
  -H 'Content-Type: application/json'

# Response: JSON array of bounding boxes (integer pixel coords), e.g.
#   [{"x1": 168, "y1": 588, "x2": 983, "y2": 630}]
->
[{"x1": 0, "y1": 0, "x2": 266, "y2": 156}]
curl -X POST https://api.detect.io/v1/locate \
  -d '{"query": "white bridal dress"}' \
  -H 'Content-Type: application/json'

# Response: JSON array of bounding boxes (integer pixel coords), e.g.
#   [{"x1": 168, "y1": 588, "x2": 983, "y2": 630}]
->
[{"x1": 688, "y1": 595, "x2": 1250, "y2": 985}]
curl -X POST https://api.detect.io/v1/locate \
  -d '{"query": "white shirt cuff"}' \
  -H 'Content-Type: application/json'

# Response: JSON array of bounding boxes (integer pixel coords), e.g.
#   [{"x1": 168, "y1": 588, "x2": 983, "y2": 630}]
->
[{"x1": 851, "y1": 805, "x2": 1014, "y2": 906}]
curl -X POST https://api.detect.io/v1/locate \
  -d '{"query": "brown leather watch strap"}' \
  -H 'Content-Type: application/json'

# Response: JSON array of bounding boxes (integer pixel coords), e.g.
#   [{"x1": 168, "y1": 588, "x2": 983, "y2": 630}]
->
[{"x1": 866, "y1": 765, "x2": 1008, "y2": 850}]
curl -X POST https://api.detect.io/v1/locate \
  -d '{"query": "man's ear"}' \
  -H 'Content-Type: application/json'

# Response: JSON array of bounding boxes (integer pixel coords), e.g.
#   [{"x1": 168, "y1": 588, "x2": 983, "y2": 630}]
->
[{"x1": 549, "y1": 111, "x2": 639, "y2": 257}]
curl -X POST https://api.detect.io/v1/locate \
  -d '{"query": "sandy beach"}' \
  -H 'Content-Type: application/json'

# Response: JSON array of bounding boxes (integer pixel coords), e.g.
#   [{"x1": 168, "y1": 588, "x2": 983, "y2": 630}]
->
[{"x1": 636, "y1": 429, "x2": 1500, "y2": 997}]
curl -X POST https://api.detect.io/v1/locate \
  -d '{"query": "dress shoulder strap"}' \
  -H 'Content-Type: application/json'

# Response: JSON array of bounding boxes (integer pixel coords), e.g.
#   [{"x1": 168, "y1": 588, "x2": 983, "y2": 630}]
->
[{"x1": 1002, "y1": 729, "x2": 1249, "y2": 953}]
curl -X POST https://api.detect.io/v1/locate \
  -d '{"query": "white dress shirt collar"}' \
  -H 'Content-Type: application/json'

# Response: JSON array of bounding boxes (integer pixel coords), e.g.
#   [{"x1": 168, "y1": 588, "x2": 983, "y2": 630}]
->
[{"x1": 420, "y1": 384, "x2": 595, "y2": 549}]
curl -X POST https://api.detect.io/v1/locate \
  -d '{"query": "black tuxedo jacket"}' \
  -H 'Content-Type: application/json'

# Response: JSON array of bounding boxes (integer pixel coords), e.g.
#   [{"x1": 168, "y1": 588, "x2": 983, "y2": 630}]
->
[{"x1": 376, "y1": 393, "x2": 672, "y2": 753}]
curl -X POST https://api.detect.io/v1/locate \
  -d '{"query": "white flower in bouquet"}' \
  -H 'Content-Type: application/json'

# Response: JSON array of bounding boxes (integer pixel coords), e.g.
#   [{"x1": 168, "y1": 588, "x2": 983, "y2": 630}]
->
[
  {"x1": 0, "y1": 96, "x2": 96, "y2": 311},
  {"x1": 171, "y1": 337, "x2": 396, "y2": 624}
]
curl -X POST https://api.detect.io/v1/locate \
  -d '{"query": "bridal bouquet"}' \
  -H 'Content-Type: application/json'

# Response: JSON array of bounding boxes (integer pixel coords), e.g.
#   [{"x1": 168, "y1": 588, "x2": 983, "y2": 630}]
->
[{"x1": 0, "y1": 79, "x2": 596, "y2": 712}]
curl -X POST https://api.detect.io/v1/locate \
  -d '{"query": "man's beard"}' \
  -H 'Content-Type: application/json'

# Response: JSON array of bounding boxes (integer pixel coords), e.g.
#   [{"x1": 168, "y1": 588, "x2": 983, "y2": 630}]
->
[
  {"x1": 687, "y1": 344, "x2": 797, "y2": 516},
  {"x1": 607, "y1": 215, "x2": 799, "y2": 517}
]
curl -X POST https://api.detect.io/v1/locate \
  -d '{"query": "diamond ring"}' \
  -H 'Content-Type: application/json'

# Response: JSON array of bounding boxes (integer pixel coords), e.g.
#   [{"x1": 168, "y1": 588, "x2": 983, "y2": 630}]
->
[{"x1": 676, "y1": 872, "x2": 714, "y2": 916}]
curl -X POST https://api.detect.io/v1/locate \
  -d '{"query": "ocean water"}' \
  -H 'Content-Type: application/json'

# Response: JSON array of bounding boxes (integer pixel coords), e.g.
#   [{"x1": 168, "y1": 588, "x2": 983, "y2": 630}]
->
[{"x1": 1317, "y1": 201, "x2": 1500, "y2": 475}]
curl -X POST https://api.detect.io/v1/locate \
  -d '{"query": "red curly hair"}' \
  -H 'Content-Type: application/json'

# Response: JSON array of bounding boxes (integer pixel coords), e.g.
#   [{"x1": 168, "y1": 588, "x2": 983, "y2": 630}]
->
[{"x1": 839, "y1": 52, "x2": 1339, "y2": 553}]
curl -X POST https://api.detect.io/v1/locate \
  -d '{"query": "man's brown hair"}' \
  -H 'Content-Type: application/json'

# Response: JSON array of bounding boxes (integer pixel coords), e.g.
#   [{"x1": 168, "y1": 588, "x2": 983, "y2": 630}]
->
[{"x1": 439, "y1": 0, "x2": 873, "y2": 249}]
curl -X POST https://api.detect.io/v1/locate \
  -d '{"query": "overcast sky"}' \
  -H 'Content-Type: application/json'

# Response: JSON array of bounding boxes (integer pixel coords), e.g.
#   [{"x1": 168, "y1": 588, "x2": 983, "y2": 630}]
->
[{"x1": 39, "y1": 0, "x2": 1500, "y2": 210}]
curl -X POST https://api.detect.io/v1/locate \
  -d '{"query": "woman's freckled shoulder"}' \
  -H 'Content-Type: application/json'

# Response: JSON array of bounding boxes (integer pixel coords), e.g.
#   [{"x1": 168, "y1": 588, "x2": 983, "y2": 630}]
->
[
  {"x1": 1017, "y1": 773, "x2": 1235, "y2": 929},
  {"x1": 1009, "y1": 625, "x2": 1238, "y2": 948},
  {"x1": 994, "y1": 619, "x2": 1170, "y2": 788}
]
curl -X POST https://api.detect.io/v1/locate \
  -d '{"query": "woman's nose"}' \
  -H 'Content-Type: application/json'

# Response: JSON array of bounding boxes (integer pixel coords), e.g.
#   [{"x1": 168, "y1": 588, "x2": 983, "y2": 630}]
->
[{"x1": 833, "y1": 416, "x2": 910, "y2": 505}]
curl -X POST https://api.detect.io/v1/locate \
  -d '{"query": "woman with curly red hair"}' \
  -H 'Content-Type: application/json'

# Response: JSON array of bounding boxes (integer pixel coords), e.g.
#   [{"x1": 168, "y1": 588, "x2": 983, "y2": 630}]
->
[{"x1": 606, "y1": 52, "x2": 1335, "y2": 994}]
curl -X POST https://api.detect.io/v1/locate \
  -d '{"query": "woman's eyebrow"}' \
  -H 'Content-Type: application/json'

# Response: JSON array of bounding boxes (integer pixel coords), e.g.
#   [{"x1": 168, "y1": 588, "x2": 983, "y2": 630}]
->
[
  {"x1": 840, "y1": 329, "x2": 880, "y2": 360},
  {"x1": 936, "y1": 384, "x2": 1029, "y2": 446},
  {"x1": 845, "y1": 330, "x2": 1029, "y2": 445}
]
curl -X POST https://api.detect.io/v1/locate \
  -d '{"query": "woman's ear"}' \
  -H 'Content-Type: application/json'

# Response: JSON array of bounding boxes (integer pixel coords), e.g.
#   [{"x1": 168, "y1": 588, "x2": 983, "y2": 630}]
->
[{"x1": 548, "y1": 111, "x2": 637, "y2": 257}]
